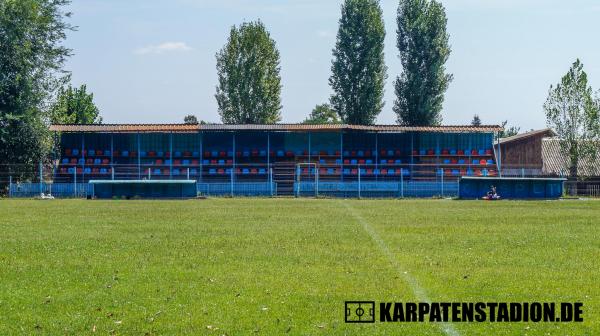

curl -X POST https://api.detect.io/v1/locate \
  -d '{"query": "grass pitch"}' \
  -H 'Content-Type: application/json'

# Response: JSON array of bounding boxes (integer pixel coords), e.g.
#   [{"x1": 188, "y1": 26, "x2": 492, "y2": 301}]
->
[{"x1": 0, "y1": 199, "x2": 598, "y2": 335}]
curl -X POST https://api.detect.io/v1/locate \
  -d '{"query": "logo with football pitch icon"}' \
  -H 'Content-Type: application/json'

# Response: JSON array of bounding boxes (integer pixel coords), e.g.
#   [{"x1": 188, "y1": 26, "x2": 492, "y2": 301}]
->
[{"x1": 345, "y1": 301, "x2": 375, "y2": 323}]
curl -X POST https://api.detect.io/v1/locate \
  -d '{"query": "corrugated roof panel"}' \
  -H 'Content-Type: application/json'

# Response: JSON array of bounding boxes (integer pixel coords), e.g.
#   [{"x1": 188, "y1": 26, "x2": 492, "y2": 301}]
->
[{"x1": 50, "y1": 123, "x2": 503, "y2": 133}]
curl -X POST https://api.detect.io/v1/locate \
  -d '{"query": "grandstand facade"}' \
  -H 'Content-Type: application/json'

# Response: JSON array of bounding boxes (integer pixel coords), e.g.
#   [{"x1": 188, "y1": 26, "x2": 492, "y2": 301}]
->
[{"x1": 49, "y1": 124, "x2": 502, "y2": 196}]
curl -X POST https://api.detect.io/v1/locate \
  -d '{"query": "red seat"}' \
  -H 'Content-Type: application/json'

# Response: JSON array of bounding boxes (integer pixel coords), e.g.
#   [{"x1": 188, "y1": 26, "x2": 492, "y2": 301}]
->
[
  {"x1": 204, "y1": 151, "x2": 211, "y2": 158},
  {"x1": 480, "y1": 159, "x2": 487, "y2": 165},
  {"x1": 366, "y1": 169, "x2": 373, "y2": 175},
  {"x1": 156, "y1": 159, "x2": 163, "y2": 165},
  {"x1": 210, "y1": 160, "x2": 217, "y2": 164},
  {"x1": 351, "y1": 151, "x2": 356, "y2": 156},
  {"x1": 70, "y1": 158, "x2": 77, "y2": 164},
  {"x1": 218, "y1": 169, "x2": 225, "y2": 174},
  {"x1": 335, "y1": 151, "x2": 341, "y2": 156},
  {"x1": 412, "y1": 150, "x2": 418, "y2": 155},
  {"x1": 381, "y1": 169, "x2": 387, "y2": 175},
  {"x1": 486, "y1": 149, "x2": 493, "y2": 155},
  {"x1": 351, "y1": 169, "x2": 358, "y2": 175},
  {"x1": 251, "y1": 169, "x2": 258, "y2": 174},
  {"x1": 471, "y1": 150, "x2": 478, "y2": 155},
  {"x1": 286, "y1": 151, "x2": 294, "y2": 157},
  {"x1": 380, "y1": 149, "x2": 387, "y2": 156},
  {"x1": 86, "y1": 158, "x2": 94, "y2": 164},
  {"x1": 358, "y1": 159, "x2": 365, "y2": 164},
  {"x1": 344, "y1": 159, "x2": 350, "y2": 164},
  {"x1": 184, "y1": 151, "x2": 192, "y2": 157},
  {"x1": 236, "y1": 151, "x2": 242, "y2": 157},
  {"x1": 148, "y1": 151, "x2": 156, "y2": 157},
  {"x1": 82, "y1": 150, "x2": 87, "y2": 156},
  {"x1": 427, "y1": 149, "x2": 434, "y2": 155},
  {"x1": 395, "y1": 150, "x2": 402, "y2": 156},
  {"x1": 174, "y1": 160, "x2": 181, "y2": 166},
  {"x1": 77, "y1": 168, "x2": 83, "y2": 173},
  {"x1": 252, "y1": 150, "x2": 259, "y2": 157},
  {"x1": 451, "y1": 159, "x2": 458, "y2": 164},
  {"x1": 365, "y1": 150, "x2": 371, "y2": 157},
  {"x1": 113, "y1": 150, "x2": 120, "y2": 157},
  {"x1": 220, "y1": 151, "x2": 226, "y2": 157},
  {"x1": 191, "y1": 159, "x2": 199, "y2": 165},
  {"x1": 442, "y1": 149, "x2": 449, "y2": 155},
  {"x1": 92, "y1": 168, "x2": 100, "y2": 174},
  {"x1": 130, "y1": 151, "x2": 137, "y2": 157},
  {"x1": 102, "y1": 159, "x2": 109, "y2": 164},
  {"x1": 457, "y1": 150, "x2": 464, "y2": 155},
  {"x1": 65, "y1": 149, "x2": 72, "y2": 155},
  {"x1": 227, "y1": 160, "x2": 233, "y2": 164}
]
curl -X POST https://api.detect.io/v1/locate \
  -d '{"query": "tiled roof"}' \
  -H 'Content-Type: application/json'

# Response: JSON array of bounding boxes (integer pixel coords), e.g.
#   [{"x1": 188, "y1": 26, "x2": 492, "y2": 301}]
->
[
  {"x1": 499, "y1": 128, "x2": 556, "y2": 144},
  {"x1": 49, "y1": 123, "x2": 503, "y2": 133},
  {"x1": 542, "y1": 138, "x2": 600, "y2": 177}
]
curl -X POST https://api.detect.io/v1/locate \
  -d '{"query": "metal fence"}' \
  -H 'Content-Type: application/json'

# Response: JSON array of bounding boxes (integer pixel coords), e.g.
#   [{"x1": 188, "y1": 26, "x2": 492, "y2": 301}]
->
[{"x1": 0, "y1": 162, "x2": 575, "y2": 199}]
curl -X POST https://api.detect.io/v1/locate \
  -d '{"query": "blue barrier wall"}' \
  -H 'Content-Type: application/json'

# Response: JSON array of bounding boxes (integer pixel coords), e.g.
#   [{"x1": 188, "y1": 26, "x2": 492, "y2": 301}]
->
[
  {"x1": 91, "y1": 181, "x2": 197, "y2": 199},
  {"x1": 459, "y1": 177, "x2": 565, "y2": 199},
  {"x1": 197, "y1": 182, "x2": 276, "y2": 197},
  {"x1": 296, "y1": 181, "x2": 459, "y2": 198}
]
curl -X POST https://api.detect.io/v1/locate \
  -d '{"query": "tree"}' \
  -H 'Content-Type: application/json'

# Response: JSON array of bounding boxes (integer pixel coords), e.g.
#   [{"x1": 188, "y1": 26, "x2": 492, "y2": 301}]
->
[
  {"x1": 497, "y1": 121, "x2": 520, "y2": 139},
  {"x1": 544, "y1": 59, "x2": 600, "y2": 178},
  {"x1": 303, "y1": 104, "x2": 341, "y2": 124},
  {"x1": 50, "y1": 84, "x2": 101, "y2": 124},
  {"x1": 329, "y1": 0, "x2": 387, "y2": 125},
  {"x1": 0, "y1": 0, "x2": 73, "y2": 179},
  {"x1": 215, "y1": 21, "x2": 282, "y2": 124},
  {"x1": 471, "y1": 114, "x2": 481, "y2": 126},
  {"x1": 184, "y1": 115, "x2": 199, "y2": 124},
  {"x1": 394, "y1": 0, "x2": 453, "y2": 126}
]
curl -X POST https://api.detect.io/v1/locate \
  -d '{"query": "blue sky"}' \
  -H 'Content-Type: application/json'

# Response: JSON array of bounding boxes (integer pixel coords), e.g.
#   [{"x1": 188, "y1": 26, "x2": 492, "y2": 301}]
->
[{"x1": 65, "y1": 0, "x2": 600, "y2": 130}]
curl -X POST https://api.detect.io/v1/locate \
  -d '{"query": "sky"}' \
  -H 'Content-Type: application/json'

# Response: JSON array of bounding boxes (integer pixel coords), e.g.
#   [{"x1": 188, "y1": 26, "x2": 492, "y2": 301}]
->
[{"x1": 65, "y1": 0, "x2": 600, "y2": 130}]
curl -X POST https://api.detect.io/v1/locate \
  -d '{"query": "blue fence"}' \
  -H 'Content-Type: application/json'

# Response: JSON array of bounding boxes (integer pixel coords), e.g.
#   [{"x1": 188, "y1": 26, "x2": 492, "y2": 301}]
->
[
  {"x1": 197, "y1": 182, "x2": 277, "y2": 197},
  {"x1": 9, "y1": 183, "x2": 92, "y2": 198},
  {"x1": 296, "y1": 181, "x2": 459, "y2": 198}
]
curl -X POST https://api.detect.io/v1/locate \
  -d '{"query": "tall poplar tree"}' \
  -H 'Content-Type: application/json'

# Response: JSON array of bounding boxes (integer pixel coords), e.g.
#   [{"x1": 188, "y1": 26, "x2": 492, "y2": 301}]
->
[
  {"x1": 215, "y1": 21, "x2": 282, "y2": 124},
  {"x1": 329, "y1": 0, "x2": 387, "y2": 125},
  {"x1": 394, "y1": 0, "x2": 452, "y2": 126}
]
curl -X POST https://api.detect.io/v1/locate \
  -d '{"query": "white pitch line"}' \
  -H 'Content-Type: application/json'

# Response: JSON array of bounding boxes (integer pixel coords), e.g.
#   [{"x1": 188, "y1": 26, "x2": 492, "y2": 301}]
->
[{"x1": 342, "y1": 201, "x2": 460, "y2": 336}]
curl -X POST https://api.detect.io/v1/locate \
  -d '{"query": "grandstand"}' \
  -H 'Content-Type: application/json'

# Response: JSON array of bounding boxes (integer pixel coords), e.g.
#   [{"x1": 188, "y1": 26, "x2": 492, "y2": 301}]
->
[{"x1": 48, "y1": 124, "x2": 502, "y2": 197}]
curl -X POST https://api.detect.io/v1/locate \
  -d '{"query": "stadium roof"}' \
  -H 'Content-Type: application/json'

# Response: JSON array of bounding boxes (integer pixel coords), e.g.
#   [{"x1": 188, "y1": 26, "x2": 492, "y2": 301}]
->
[
  {"x1": 498, "y1": 128, "x2": 556, "y2": 144},
  {"x1": 49, "y1": 123, "x2": 503, "y2": 133}
]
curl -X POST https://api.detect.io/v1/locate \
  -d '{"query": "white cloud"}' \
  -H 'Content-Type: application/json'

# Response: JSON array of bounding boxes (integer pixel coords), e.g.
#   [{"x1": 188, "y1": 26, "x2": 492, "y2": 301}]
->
[{"x1": 134, "y1": 42, "x2": 193, "y2": 55}]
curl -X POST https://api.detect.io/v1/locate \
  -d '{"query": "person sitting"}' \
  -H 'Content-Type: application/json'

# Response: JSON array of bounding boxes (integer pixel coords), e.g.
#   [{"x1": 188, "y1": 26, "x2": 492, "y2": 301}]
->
[{"x1": 485, "y1": 185, "x2": 500, "y2": 200}]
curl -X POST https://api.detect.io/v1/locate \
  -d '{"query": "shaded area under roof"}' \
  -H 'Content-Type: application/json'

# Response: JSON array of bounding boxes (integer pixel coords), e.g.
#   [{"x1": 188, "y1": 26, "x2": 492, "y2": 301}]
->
[{"x1": 49, "y1": 123, "x2": 503, "y2": 133}]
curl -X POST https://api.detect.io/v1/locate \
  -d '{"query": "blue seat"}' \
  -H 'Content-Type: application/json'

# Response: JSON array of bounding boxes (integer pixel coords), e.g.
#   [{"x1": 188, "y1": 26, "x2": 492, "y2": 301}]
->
[
  {"x1": 482, "y1": 169, "x2": 489, "y2": 176},
  {"x1": 88, "y1": 150, "x2": 95, "y2": 156},
  {"x1": 157, "y1": 151, "x2": 164, "y2": 157},
  {"x1": 419, "y1": 149, "x2": 426, "y2": 155},
  {"x1": 452, "y1": 169, "x2": 460, "y2": 176},
  {"x1": 327, "y1": 168, "x2": 334, "y2": 175},
  {"x1": 94, "y1": 159, "x2": 101, "y2": 165},
  {"x1": 374, "y1": 169, "x2": 380, "y2": 175},
  {"x1": 335, "y1": 159, "x2": 342, "y2": 165},
  {"x1": 276, "y1": 150, "x2": 284, "y2": 157},
  {"x1": 78, "y1": 158, "x2": 85, "y2": 165},
  {"x1": 351, "y1": 159, "x2": 358, "y2": 164},
  {"x1": 68, "y1": 168, "x2": 75, "y2": 174},
  {"x1": 140, "y1": 151, "x2": 147, "y2": 157},
  {"x1": 435, "y1": 149, "x2": 441, "y2": 155},
  {"x1": 359, "y1": 169, "x2": 366, "y2": 175},
  {"x1": 226, "y1": 168, "x2": 233, "y2": 174},
  {"x1": 343, "y1": 151, "x2": 350, "y2": 157},
  {"x1": 173, "y1": 169, "x2": 180, "y2": 175},
  {"x1": 243, "y1": 151, "x2": 250, "y2": 157},
  {"x1": 450, "y1": 149, "x2": 457, "y2": 155},
  {"x1": 104, "y1": 150, "x2": 111, "y2": 156},
  {"x1": 458, "y1": 159, "x2": 466, "y2": 164},
  {"x1": 295, "y1": 150, "x2": 303, "y2": 156},
  {"x1": 380, "y1": 160, "x2": 387, "y2": 164},
  {"x1": 100, "y1": 168, "x2": 108, "y2": 174},
  {"x1": 464, "y1": 149, "x2": 471, "y2": 155},
  {"x1": 243, "y1": 169, "x2": 250, "y2": 175},
  {"x1": 227, "y1": 151, "x2": 233, "y2": 157},
  {"x1": 344, "y1": 169, "x2": 351, "y2": 175},
  {"x1": 467, "y1": 169, "x2": 474, "y2": 176},
  {"x1": 472, "y1": 160, "x2": 479, "y2": 165},
  {"x1": 388, "y1": 169, "x2": 395, "y2": 175},
  {"x1": 487, "y1": 160, "x2": 494, "y2": 165},
  {"x1": 479, "y1": 149, "x2": 485, "y2": 156},
  {"x1": 153, "y1": 169, "x2": 161, "y2": 175},
  {"x1": 175, "y1": 151, "x2": 182, "y2": 157},
  {"x1": 357, "y1": 150, "x2": 364, "y2": 157},
  {"x1": 259, "y1": 150, "x2": 267, "y2": 156},
  {"x1": 192, "y1": 152, "x2": 199, "y2": 157},
  {"x1": 328, "y1": 150, "x2": 334, "y2": 156},
  {"x1": 311, "y1": 151, "x2": 318, "y2": 156},
  {"x1": 202, "y1": 160, "x2": 209, "y2": 165},
  {"x1": 387, "y1": 150, "x2": 394, "y2": 156},
  {"x1": 209, "y1": 169, "x2": 217, "y2": 175},
  {"x1": 166, "y1": 159, "x2": 172, "y2": 165},
  {"x1": 218, "y1": 160, "x2": 225, "y2": 165},
  {"x1": 122, "y1": 151, "x2": 129, "y2": 157},
  {"x1": 84, "y1": 168, "x2": 91, "y2": 174},
  {"x1": 366, "y1": 159, "x2": 373, "y2": 164},
  {"x1": 182, "y1": 160, "x2": 190, "y2": 165},
  {"x1": 211, "y1": 151, "x2": 218, "y2": 157},
  {"x1": 190, "y1": 169, "x2": 198, "y2": 175},
  {"x1": 395, "y1": 160, "x2": 402, "y2": 164},
  {"x1": 72, "y1": 149, "x2": 79, "y2": 156},
  {"x1": 319, "y1": 159, "x2": 326, "y2": 164},
  {"x1": 443, "y1": 159, "x2": 451, "y2": 164},
  {"x1": 259, "y1": 169, "x2": 266, "y2": 175},
  {"x1": 62, "y1": 158, "x2": 69, "y2": 164}
]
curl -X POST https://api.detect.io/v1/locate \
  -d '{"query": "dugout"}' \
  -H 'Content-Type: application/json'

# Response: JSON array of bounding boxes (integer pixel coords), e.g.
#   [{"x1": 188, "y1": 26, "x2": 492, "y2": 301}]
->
[
  {"x1": 90, "y1": 180, "x2": 197, "y2": 199},
  {"x1": 459, "y1": 177, "x2": 565, "y2": 199}
]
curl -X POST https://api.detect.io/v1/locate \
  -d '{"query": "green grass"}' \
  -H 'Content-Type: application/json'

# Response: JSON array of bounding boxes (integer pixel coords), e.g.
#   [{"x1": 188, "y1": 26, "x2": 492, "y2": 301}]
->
[{"x1": 0, "y1": 199, "x2": 599, "y2": 335}]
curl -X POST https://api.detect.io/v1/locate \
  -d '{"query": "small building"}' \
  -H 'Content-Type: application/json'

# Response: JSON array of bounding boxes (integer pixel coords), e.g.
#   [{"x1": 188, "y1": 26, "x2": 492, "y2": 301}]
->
[{"x1": 495, "y1": 128, "x2": 556, "y2": 176}]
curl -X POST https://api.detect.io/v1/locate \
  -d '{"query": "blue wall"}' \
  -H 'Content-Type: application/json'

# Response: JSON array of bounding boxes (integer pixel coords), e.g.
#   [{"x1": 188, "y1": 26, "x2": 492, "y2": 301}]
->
[{"x1": 459, "y1": 178, "x2": 565, "y2": 199}]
